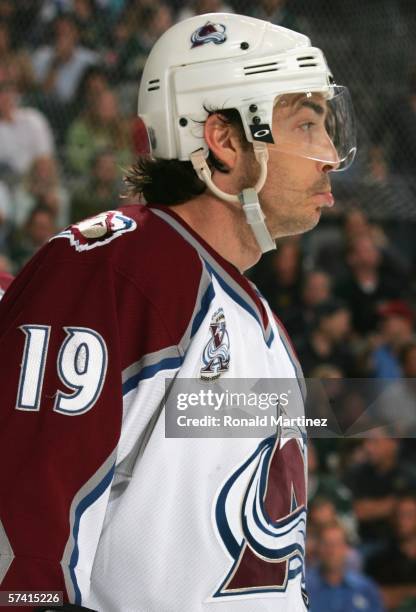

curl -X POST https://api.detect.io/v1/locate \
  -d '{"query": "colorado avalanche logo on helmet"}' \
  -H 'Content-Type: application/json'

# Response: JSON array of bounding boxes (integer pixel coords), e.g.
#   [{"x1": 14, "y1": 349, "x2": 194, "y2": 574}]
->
[
  {"x1": 51, "y1": 210, "x2": 137, "y2": 252},
  {"x1": 190, "y1": 21, "x2": 227, "y2": 48}
]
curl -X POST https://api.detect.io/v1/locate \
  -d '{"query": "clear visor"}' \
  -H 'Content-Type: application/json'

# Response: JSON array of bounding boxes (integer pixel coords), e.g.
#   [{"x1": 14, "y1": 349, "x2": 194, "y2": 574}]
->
[{"x1": 270, "y1": 85, "x2": 356, "y2": 171}]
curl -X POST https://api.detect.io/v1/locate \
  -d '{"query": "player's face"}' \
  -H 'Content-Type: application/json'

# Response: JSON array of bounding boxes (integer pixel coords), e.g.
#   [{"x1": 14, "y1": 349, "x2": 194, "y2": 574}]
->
[{"x1": 256, "y1": 94, "x2": 338, "y2": 239}]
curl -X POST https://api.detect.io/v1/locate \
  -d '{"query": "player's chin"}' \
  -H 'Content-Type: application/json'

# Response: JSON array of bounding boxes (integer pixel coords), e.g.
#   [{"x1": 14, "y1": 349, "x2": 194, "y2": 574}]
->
[
  {"x1": 302, "y1": 208, "x2": 322, "y2": 232},
  {"x1": 283, "y1": 213, "x2": 320, "y2": 237}
]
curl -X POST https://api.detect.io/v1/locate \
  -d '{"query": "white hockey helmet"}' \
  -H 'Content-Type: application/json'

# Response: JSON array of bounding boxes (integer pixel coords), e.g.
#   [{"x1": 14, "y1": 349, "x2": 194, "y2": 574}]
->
[{"x1": 138, "y1": 13, "x2": 356, "y2": 252}]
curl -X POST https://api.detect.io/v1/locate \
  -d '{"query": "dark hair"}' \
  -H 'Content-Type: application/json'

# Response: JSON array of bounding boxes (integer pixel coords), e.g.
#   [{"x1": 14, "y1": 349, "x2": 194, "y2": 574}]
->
[
  {"x1": 26, "y1": 205, "x2": 55, "y2": 225},
  {"x1": 124, "y1": 108, "x2": 248, "y2": 205},
  {"x1": 53, "y1": 13, "x2": 80, "y2": 30}
]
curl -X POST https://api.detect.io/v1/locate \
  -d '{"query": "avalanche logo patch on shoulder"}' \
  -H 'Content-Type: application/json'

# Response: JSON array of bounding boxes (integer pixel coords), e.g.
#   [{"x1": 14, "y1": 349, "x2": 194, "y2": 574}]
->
[
  {"x1": 200, "y1": 307, "x2": 230, "y2": 380},
  {"x1": 51, "y1": 210, "x2": 137, "y2": 252}
]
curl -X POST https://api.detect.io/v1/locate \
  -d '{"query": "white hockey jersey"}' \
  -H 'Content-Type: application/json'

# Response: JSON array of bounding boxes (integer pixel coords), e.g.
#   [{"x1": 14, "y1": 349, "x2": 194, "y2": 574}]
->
[{"x1": 0, "y1": 204, "x2": 307, "y2": 612}]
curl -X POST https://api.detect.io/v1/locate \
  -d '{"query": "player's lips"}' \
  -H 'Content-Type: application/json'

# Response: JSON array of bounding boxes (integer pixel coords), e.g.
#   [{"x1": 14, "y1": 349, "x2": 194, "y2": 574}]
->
[{"x1": 312, "y1": 191, "x2": 334, "y2": 207}]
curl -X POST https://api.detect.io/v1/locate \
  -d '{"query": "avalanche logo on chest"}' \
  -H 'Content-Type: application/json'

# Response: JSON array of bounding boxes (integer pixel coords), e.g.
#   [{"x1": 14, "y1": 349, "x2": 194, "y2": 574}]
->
[
  {"x1": 213, "y1": 436, "x2": 307, "y2": 600},
  {"x1": 52, "y1": 210, "x2": 137, "y2": 252},
  {"x1": 200, "y1": 308, "x2": 230, "y2": 380}
]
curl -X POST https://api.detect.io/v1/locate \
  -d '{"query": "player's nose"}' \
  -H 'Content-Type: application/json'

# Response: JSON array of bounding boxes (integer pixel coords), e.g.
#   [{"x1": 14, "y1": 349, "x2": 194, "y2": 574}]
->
[{"x1": 321, "y1": 132, "x2": 340, "y2": 172}]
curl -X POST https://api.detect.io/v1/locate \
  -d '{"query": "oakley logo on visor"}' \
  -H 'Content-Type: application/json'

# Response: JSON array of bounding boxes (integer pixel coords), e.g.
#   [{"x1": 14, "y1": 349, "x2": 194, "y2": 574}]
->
[{"x1": 190, "y1": 22, "x2": 227, "y2": 48}]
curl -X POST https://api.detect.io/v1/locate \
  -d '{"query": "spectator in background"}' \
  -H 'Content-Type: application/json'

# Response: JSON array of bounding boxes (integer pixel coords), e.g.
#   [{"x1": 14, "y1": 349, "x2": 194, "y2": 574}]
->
[
  {"x1": 306, "y1": 497, "x2": 338, "y2": 572},
  {"x1": 177, "y1": 0, "x2": 234, "y2": 22},
  {"x1": 13, "y1": 155, "x2": 70, "y2": 229},
  {"x1": 104, "y1": 15, "x2": 134, "y2": 82},
  {"x1": 313, "y1": 208, "x2": 409, "y2": 282},
  {"x1": 309, "y1": 496, "x2": 338, "y2": 527},
  {"x1": 249, "y1": 0, "x2": 302, "y2": 31},
  {"x1": 307, "y1": 496, "x2": 361, "y2": 572},
  {"x1": 373, "y1": 341, "x2": 416, "y2": 440},
  {"x1": 400, "y1": 341, "x2": 416, "y2": 378},
  {"x1": 9, "y1": 205, "x2": 57, "y2": 271},
  {"x1": 72, "y1": 0, "x2": 109, "y2": 50},
  {"x1": 0, "y1": 180, "x2": 12, "y2": 252},
  {"x1": 295, "y1": 299, "x2": 356, "y2": 376},
  {"x1": 66, "y1": 89, "x2": 131, "y2": 175},
  {"x1": 0, "y1": 20, "x2": 35, "y2": 95},
  {"x1": 308, "y1": 442, "x2": 353, "y2": 521},
  {"x1": 0, "y1": 0, "x2": 13, "y2": 21},
  {"x1": 285, "y1": 269, "x2": 332, "y2": 339},
  {"x1": 366, "y1": 494, "x2": 416, "y2": 611},
  {"x1": 0, "y1": 253, "x2": 13, "y2": 275},
  {"x1": 335, "y1": 234, "x2": 408, "y2": 335},
  {"x1": 252, "y1": 237, "x2": 302, "y2": 326},
  {"x1": 344, "y1": 431, "x2": 416, "y2": 559},
  {"x1": 71, "y1": 64, "x2": 111, "y2": 121},
  {"x1": 0, "y1": 63, "x2": 54, "y2": 183},
  {"x1": 399, "y1": 343, "x2": 416, "y2": 450},
  {"x1": 369, "y1": 301, "x2": 415, "y2": 378},
  {"x1": 32, "y1": 14, "x2": 97, "y2": 136},
  {"x1": 99, "y1": 0, "x2": 127, "y2": 20},
  {"x1": 369, "y1": 65, "x2": 416, "y2": 184},
  {"x1": 70, "y1": 149, "x2": 121, "y2": 222},
  {"x1": 139, "y1": 3, "x2": 173, "y2": 50},
  {"x1": 0, "y1": 267, "x2": 13, "y2": 300},
  {"x1": 109, "y1": 2, "x2": 173, "y2": 81},
  {"x1": 0, "y1": 180, "x2": 11, "y2": 221},
  {"x1": 307, "y1": 521, "x2": 384, "y2": 612},
  {"x1": 32, "y1": 14, "x2": 97, "y2": 105}
]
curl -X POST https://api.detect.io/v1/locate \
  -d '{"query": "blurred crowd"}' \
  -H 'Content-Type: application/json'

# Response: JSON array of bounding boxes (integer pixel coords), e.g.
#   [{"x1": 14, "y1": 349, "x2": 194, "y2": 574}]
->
[
  {"x1": 250, "y1": 208, "x2": 416, "y2": 609},
  {"x1": 1, "y1": 0, "x2": 416, "y2": 610}
]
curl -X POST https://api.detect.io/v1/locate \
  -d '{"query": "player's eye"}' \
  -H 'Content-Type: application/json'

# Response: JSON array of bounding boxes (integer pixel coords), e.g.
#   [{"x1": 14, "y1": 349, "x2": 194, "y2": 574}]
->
[{"x1": 299, "y1": 122, "x2": 316, "y2": 132}]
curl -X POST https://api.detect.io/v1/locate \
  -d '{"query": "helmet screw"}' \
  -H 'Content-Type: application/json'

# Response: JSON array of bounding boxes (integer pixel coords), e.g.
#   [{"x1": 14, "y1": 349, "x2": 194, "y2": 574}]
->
[
  {"x1": 179, "y1": 117, "x2": 188, "y2": 127},
  {"x1": 253, "y1": 116, "x2": 261, "y2": 124},
  {"x1": 249, "y1": 104, "x2": 258, "y2": 113},
  {"x1": 240, "y1": 41, "x2": 249, "y2": 50}
]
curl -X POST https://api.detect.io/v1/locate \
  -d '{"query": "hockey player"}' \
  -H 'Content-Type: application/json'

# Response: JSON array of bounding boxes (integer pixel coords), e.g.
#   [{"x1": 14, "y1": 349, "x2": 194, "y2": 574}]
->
[{"x1": 0, "y1": 13, "x2": 356, "y2": 612}]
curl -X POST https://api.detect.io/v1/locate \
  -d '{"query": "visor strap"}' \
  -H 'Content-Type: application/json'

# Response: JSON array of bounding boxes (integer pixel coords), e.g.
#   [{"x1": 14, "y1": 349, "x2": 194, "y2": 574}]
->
[{"x1": 239, "y1": 188, "x2": 276, "y2": 253}]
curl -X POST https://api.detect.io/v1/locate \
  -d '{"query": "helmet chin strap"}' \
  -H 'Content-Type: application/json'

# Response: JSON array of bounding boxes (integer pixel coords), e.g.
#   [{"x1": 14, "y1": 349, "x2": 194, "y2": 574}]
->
[{"x1": 190, "y1": 142, "x2": 276, "y2": 253}]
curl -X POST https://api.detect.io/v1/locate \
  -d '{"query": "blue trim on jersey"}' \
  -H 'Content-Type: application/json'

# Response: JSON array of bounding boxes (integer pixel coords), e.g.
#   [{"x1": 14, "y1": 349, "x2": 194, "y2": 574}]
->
[
  {"x1": 191, "y1": 282, "x2": 215, "y2": 338},
  {"x1": 288, "y1": 555, "x2": 304, "y2": 580},
  {"x1": 203, "y1": 261, "x2": 274, "y2": 347},
  {"x1": 69, "y1": 463, "x2": 115, "y2": 604},
  {"x1": 122, "y1": 356, "x2": 184, "y2": 396},
  {"x1": 243, "y1": 527, "x2": 305, "y2": 560}
]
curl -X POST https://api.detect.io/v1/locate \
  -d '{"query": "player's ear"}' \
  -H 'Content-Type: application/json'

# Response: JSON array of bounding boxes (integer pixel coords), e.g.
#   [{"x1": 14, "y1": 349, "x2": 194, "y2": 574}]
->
[{"x1": 204, "y1": 113, "x2": 242, "y2": 171}]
